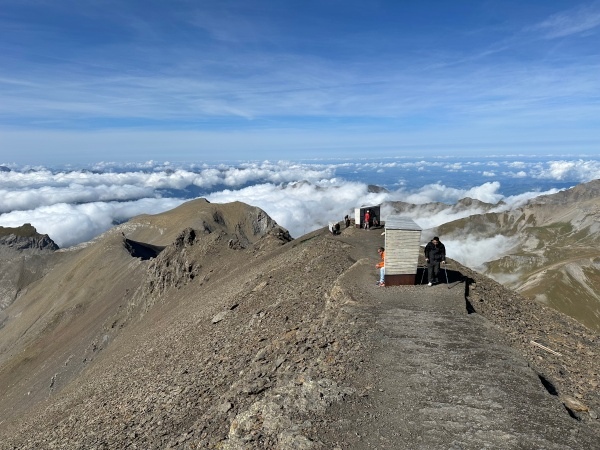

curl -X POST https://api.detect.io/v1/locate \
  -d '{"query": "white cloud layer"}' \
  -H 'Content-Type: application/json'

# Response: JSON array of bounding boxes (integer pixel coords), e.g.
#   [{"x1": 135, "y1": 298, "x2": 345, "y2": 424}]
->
[
  {"x1": 207, "y1": 180, "x2": 385, "y2": 238},
  {"x1": 0, "y1": 158, "x2": 598, "y2": 263},
  {"x1": 442, "y1": 235, "x2": 518, "y2": 272},
  {"x1": 0, "y1": 162, "x2": 334, "y2": 214},
  {"x1": 0, "y1": 198, "x2": 185, "y2": 248}
]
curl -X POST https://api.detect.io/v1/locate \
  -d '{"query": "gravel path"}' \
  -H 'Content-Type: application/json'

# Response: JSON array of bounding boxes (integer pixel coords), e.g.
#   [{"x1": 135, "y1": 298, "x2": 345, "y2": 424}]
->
[{"x1": 314, "y1": 228, "x2": 599, "y2": 449}]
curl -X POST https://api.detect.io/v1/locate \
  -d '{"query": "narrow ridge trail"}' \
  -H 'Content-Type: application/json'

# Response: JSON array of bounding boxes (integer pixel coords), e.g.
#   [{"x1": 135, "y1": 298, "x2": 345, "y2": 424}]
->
[{"x1": 316, "y1": 227, "x2": 598, "y2": 449}]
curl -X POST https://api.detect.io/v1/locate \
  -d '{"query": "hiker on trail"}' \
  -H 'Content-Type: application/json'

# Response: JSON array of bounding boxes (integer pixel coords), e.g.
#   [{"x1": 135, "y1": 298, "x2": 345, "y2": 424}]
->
[
  {"x1": 344, "y1": 215, "x2": 351, "y2": 228},
  {"x1": 424, "y1": 236, "x2": 446, "y2": 286},
  {"x1": 376, "y1": 247, "x2": 385, "y2": 287},
  {"x1": 364, "y1": 210, "x2": 371, "y2": 229}
]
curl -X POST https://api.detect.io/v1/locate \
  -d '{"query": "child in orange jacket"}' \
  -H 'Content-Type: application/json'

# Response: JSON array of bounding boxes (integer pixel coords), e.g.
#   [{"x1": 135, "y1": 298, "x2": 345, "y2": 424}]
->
[{"x1": 376, "y1": 247, "x2": 385, "y2": 286}]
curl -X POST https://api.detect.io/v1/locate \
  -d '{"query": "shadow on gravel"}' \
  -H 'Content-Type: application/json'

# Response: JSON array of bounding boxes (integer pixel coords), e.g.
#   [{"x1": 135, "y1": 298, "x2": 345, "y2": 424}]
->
[
  {"x1": 416, "y1": 267, "x2": 477, "y2": 315},
  {"x1": 415, "y1": 266, "x2": 464, "y2": 287},
  {"x1": 538, "y1": 374, "x2": 580, "y2": 420},
  {"x1": 463, "y1": 276, "x2": 476, "y2": 314},
  {"x1": 539, "y1": 374, "x2": 559, "y2": 396}
]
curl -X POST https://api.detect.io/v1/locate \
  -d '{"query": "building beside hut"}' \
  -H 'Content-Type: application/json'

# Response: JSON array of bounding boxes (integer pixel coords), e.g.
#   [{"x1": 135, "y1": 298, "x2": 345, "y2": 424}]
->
[
  {"x1": 382, "y1": 216, "x2": 422, "y2": 286},
  {"x1": 354, "y1": 205, "x2": 381, "y2": 229}
]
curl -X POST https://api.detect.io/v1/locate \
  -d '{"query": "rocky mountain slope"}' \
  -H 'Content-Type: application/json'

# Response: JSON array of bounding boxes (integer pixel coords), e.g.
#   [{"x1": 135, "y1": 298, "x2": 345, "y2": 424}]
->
[
  {"x1": 0, "y1": 197, "x2": 598, "y2": 448},
  {"x1": 0, "y1": 199, "x2": 357, "y2": 448}
]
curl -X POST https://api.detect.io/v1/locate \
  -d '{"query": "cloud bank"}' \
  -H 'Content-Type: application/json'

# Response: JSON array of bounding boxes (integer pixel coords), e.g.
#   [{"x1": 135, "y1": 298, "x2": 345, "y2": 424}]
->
[
  {"x1": 0, "y1": 199, "x2": 185, "y2": 249},
  {"x1": 0, "y1": 158, "x2": 598, "y2": 266}
]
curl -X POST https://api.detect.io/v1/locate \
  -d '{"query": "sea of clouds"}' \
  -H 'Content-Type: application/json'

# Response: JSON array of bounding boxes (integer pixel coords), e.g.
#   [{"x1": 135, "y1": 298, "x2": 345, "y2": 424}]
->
[{"x1": 1, "y1": 157, "x2": 599, "y2": 270}]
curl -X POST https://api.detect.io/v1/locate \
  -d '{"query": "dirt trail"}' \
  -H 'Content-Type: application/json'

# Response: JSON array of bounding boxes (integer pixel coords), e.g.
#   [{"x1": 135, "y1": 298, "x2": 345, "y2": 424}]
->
[{"x1": 316, "y1": 227, "x2": 599, "y2": 449}]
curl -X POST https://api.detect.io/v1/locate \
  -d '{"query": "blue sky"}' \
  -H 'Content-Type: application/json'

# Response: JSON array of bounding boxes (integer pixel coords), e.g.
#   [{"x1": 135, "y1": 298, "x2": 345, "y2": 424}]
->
[{"x1": 1, "y1": 1, "x2": 599, "y2": 165}]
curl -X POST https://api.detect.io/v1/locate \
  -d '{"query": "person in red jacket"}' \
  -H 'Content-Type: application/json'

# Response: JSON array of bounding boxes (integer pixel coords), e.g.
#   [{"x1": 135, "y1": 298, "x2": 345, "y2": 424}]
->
[
  {"x1": 364, "y1": 210, "x2": 371, "y2": 229},
  {"x1": 376, "y1": 246, "x2": 385, "y2": 286}
]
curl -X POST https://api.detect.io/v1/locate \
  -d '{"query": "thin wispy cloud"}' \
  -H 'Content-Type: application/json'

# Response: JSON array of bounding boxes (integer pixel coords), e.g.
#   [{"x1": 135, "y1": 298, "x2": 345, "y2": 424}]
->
[
  {"x1": 0, "y1": 2, "x2": 599, "y2": 163},
  {"x1": 533, "y1": 3, "x2": 600, "y2": 38}
]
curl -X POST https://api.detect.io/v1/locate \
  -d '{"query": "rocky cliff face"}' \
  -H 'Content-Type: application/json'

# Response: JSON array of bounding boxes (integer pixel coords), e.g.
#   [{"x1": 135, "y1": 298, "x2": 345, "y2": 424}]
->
[
  {"x1": 0, "y1": 223, "x2": 59, "y2": 251},
  {"x1": 125, "y1": 202, "x2": 293, "y2": 318}
]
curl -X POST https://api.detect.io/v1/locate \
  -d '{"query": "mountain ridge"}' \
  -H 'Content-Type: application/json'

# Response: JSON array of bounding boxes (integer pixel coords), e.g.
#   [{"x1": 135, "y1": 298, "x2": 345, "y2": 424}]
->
[{"x1": 0, "y1": 187, "x2": 599, "y2": 448}]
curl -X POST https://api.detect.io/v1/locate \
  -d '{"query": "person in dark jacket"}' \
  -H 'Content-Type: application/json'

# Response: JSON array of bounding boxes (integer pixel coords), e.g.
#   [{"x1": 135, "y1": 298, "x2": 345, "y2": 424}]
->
[{"x1": 424, "y1": 236, "x2": 446, "y2": 286}]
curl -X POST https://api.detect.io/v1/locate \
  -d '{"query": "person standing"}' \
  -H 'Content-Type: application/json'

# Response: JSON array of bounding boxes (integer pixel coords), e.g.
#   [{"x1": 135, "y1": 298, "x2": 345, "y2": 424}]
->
[
  {"x1": 371, "y1": 212, "x2": 379, "y2": 227},
  {"x1": 376, "y1": 247, "x2": 385, "y2": 286},
  {"x1": 424, "y1": 236, "x2": 446, "y2": 286},
  {"x1": 364, "y1": 210, "x2": 371, "y2": 229}
]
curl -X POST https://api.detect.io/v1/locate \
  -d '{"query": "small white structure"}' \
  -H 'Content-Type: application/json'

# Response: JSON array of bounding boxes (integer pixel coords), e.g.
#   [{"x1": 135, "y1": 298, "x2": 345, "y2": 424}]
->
[
  {"x1": 354, "y1": 205, "x2": 381, "y2": 229},
  {"x1": 383, "y1": 216, "x2": 422, "y2": 285}
]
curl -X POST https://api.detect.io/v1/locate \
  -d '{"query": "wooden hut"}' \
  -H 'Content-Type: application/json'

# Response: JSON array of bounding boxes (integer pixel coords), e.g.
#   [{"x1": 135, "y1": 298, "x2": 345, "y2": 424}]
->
[{"x1": 383, "y1": 216, "x2": 422, "y2": 285}]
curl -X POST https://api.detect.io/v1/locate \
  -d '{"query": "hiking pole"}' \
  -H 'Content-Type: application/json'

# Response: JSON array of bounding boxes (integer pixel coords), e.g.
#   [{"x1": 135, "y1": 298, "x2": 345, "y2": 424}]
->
[
  {"x1": 420, "y1": 265, "x2": 426, "y2": 285},
  {"x1": 444, "y1": 263, "x2": 449, "y2": 286}
]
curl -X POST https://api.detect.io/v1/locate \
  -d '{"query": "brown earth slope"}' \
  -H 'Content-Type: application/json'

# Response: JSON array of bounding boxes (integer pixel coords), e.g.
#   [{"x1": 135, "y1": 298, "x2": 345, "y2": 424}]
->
[{"x1": 0, "y1": 201, "x2": 598, "y2": 448}]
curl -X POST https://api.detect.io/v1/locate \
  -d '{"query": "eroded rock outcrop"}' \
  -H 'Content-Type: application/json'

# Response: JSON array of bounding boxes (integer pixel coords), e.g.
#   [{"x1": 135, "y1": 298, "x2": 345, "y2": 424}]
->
[{"x1": 0, "y1": 223, "x2": 58, "y2": 251}]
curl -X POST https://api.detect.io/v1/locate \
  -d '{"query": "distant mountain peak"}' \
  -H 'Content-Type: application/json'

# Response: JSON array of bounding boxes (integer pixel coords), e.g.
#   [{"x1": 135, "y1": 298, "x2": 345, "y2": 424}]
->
[{"x1": 531, "y1": 178, "x2": 600, "y2": 205}]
